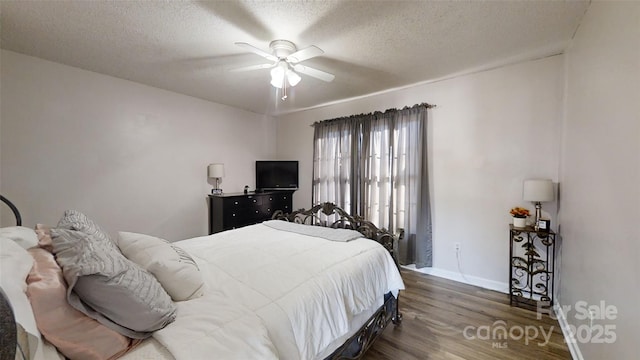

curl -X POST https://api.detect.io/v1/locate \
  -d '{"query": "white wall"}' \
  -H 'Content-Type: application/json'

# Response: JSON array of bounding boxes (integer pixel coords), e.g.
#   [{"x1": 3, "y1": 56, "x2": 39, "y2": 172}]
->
[
  {"x1": 0, "y1": 50, "x2": 276, "y2": 240},
  {"x1": 559, "y1": 2, "x2": 640, "y2": 359},
  {"x1": 277, "y1": 56, "x2": 564, "y2": 287}
]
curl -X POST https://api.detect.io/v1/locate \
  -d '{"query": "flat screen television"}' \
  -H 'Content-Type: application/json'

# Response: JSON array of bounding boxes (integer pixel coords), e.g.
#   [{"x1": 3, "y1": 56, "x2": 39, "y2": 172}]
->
[{"x1": 256, "y1": 161, "x2": 299, "y2": 190}]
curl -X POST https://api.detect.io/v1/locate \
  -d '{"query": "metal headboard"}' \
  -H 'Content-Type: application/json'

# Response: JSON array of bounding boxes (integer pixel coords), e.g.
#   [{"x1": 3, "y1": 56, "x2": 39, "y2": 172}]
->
[
  {"x1": 272, "y1": 202, "x2": 403, "y2": 271},
  {"x1": 0, "y1": 195, "x2": 22, "y2": 226}
]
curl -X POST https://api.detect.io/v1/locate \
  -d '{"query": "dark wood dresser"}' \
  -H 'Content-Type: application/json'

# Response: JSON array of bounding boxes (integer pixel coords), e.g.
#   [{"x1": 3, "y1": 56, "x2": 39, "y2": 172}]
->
[{"x1": 208, "y1": 191, "x2": 294, "y2": 234}]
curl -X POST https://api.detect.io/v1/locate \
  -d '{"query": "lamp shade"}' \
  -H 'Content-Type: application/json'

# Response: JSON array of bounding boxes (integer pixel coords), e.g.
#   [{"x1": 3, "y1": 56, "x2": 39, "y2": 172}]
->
[
  {"x1": 523, "y1": 179, "x2": 554, "y2": 202},
  {"x1": 286, "y1": 69, "x2": 301, "y2": 86},
  {"x1": 207, "y1": 163, "x2": 225, "y2": 178},
  {"x1": 270, "y1": 65, "x2": 285, "y2": 88}
]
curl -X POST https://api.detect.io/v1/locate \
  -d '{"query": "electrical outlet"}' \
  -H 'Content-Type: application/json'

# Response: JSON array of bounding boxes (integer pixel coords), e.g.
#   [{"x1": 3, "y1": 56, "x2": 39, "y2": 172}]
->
[{"x1": 454, "y1": 243, "x2": 461, "y2": 252}]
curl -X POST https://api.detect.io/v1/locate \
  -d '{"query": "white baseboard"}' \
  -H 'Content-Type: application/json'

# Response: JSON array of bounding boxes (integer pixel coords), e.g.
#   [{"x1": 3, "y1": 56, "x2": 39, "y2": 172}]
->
[
  {"x1": 553, "y1": 303, "x2": 584, "y2": 360},
  {"x1": 401, "y1": 265, "x2": 509, "y2": 294}
]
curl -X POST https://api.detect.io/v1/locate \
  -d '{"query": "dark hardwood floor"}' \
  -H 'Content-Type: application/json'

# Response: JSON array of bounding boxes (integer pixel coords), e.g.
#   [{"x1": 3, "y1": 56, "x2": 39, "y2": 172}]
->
[{"x1": 365, "y1": 270, "x2": 571, "y2": 360}]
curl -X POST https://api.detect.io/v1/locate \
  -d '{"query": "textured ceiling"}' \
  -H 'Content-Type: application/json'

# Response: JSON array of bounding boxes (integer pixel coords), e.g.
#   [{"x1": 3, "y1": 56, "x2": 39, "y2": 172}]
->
[{"x1": 0, "y1": 0, "x2": 589, "y2": 116}]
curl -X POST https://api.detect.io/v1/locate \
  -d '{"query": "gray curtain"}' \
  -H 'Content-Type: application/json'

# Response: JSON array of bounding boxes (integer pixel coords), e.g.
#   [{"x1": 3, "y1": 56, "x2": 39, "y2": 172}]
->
[{"x1": 312, "y1": 104, "x2": 432, "y2": 267}]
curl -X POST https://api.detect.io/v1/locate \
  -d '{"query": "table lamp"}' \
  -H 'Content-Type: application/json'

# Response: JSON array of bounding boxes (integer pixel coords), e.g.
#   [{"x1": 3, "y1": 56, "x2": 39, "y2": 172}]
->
[
  {"x1": 523, "y1": 179, "x2": 554, "y2": 230},
  {"x1": 208, "y1": 163, "x2": 225, "y2": 195}
]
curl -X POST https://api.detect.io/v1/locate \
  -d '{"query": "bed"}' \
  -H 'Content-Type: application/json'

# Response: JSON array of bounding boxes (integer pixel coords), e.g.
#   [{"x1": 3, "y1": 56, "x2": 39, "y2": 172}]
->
[{"x1": 0, "y1": 196, "x2": 404, "y2": 360}]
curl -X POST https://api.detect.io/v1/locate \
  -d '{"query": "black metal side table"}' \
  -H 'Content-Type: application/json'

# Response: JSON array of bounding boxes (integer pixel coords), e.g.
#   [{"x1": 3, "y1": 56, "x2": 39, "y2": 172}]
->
[{"x1": 509, "y1": 225, "x2": 556, "y2": 311}]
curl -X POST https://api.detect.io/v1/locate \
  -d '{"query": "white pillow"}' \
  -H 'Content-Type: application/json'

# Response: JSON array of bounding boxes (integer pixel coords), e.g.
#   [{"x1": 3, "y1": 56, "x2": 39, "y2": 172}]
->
[
  {"x1": 0, "y1": 226, "x2": 39, "y2": 249},
  {"x1": 117, "y1": 232, "x2": 204, "y2": 301}
]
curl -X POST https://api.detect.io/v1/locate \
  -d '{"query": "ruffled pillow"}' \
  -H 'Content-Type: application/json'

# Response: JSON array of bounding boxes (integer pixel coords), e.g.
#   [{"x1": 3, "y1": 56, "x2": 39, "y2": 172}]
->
[{"x1": 56, "y1": 209, "x2": 113, "y2": 244}]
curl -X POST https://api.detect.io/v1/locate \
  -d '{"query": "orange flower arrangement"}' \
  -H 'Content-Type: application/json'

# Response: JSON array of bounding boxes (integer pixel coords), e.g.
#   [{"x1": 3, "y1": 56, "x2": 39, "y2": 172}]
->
[{"x1": 510, "y1": 207, "x2": 530, "y2": 218}]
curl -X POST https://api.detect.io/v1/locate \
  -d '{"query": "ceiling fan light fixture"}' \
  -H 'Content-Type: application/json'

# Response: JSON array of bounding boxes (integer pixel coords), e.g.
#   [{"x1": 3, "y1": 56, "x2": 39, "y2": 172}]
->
[
  {"x1": 270, "y1": 65, "x2": 285, "y2": 88},
  {"x1": 286, "y1": 69, "x2": 301, "y2": 87},
  {"x1": 270, "y1": 61, "x2": 301, "y2": 89}
]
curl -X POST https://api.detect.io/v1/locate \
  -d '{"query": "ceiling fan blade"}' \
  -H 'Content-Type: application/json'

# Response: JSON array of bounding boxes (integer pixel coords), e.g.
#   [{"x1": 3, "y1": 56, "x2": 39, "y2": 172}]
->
[
  {"x1": 292, "y1": 64, "x2": 335, "y2": 82},
  {"x1": 286, "y1": 45, "x2": 324, "y2": 63},
  {"x1": 234, "y1": 42, "x2": 278, "y2": 62},
  {"x1": 229, "y1": 64, "x2": 275, "y2": 72},
  {"x1": 229, "y1": 63, "x2": 274, "y2": 72}
]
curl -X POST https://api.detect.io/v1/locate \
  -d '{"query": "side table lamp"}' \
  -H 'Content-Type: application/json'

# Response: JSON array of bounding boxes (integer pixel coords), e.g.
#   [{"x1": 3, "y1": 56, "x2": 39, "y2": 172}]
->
[
  {"x1": 522, "y1": 179, "x2": 554, "y2": 231},
  {"x1": 208, "y1": 163, "x2": 225, "y2": 195}
]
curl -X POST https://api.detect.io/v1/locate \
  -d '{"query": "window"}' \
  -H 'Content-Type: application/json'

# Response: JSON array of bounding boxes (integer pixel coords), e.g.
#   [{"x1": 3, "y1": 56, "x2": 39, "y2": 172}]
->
[{"x1": 312, "y1": 104, "x2": 433, "y2": 267}]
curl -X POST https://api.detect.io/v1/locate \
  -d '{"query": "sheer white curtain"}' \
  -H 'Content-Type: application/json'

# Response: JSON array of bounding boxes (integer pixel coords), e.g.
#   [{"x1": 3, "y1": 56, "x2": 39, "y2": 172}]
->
[
  {"x1": 312, "y1": 118, "x2": 360, "y2": 213},
  {"x1": 312, "y1": 104, "x2": 432, "y2": 267},
  {"x1": 361, "y1": 113, "x2": 392, "y2": 228}
]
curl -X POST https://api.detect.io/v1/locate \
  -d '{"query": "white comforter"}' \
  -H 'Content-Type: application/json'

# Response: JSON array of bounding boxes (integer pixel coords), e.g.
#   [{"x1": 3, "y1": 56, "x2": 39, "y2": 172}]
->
[
  {"x1": 152, "y1": 293, "x2": 279, "y2": 359},
  {"x1": 154, "y1": 222, "x2": 405, "y2": 360}
]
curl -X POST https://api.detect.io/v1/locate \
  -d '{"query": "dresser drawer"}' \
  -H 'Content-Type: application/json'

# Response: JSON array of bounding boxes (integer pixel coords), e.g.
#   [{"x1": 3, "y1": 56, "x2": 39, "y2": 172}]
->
[
  {"x1": 256, "y1": 205, "x2": 274, "y2": 219},
  {"x1": 227, "y1": 207, "x2": 271, "y2": 226},
  {"x1": 271, "y1": 193, "x2": 292, "y2": 213},
  {"x1": 223, "y1": 196, "x2": 262, "y2": 210},
  {"x1": 223, "y1": 209, "x2": 247, "y2": 224}
]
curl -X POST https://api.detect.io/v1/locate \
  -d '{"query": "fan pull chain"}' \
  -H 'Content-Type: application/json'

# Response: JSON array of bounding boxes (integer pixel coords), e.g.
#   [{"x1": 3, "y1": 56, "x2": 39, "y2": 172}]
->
[{"x1": 281, "y1": 76, "x2": 288, "y2": 101}]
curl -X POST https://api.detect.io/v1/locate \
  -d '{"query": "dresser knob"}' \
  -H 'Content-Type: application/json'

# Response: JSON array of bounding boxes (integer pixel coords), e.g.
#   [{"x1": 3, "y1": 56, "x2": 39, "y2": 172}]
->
[
  {"x1": 234, "y1": 201, "x2": 239, "y2": 205},
  {"x1": 232, "y1": 213, "x2": 236, "y2": 217},
  {"x1": 255, "y1": 210, "x2": 259, "y2": 214}
]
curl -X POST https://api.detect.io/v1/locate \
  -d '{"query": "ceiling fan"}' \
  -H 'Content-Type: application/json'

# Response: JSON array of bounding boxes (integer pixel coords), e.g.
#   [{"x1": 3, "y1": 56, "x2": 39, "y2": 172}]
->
[{"x1": 231, "y1": 40, "x2": 335, "y2": 97}]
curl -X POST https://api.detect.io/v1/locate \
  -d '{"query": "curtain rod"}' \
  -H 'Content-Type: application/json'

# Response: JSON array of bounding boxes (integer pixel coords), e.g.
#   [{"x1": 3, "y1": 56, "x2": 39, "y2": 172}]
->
[{"x1": 310, "y1": 102, "x2": 436, "y2": 127}]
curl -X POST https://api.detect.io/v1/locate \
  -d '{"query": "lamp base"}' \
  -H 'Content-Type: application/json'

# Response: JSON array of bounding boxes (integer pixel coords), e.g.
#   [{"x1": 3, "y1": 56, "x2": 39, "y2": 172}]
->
[
  {"x1": 534, "y1": 201, "x2": 542, "y2": 231},
  {"x1": 211, "y1": 178, "x2": 223, "y2": 195}
]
